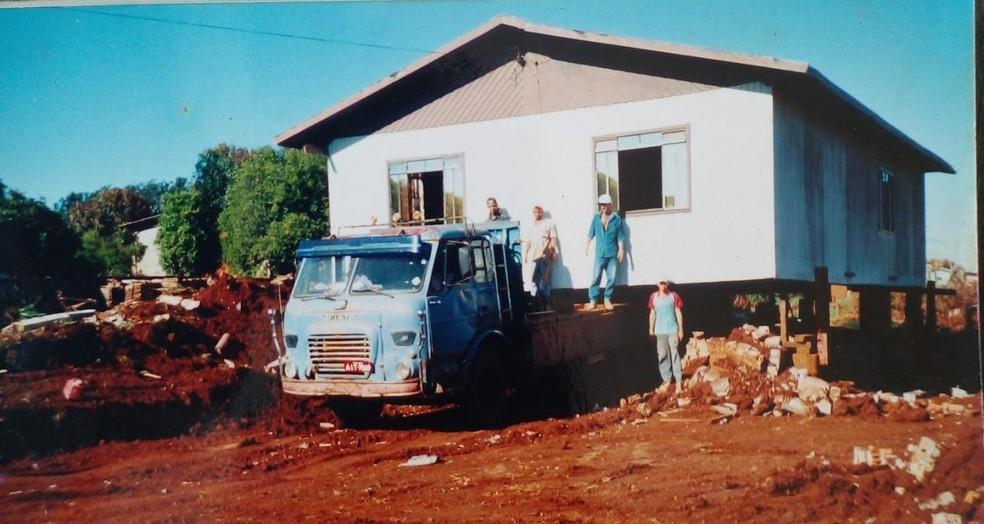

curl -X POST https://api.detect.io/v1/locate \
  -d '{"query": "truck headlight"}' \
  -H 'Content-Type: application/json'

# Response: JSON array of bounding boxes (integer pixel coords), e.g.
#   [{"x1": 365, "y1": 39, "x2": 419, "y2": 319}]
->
[
  {"x1": 285, "y1": 335, "x2": 298, "y2": 348},
  {"x1": 391, "y1": 331, "x2": 416, "y2": 346},
  {"x1": 395, "y1": 360, "x2": 413, "y2": 380},
  {"x1": 284, "y1": 358, "x2": 299, "y2": 379}
]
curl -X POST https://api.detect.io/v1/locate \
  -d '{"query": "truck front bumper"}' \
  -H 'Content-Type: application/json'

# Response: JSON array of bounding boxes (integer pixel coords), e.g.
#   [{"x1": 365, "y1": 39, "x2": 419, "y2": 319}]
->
[{"x1": 282, "y1": 377, "x2": 422, "y2": 398}]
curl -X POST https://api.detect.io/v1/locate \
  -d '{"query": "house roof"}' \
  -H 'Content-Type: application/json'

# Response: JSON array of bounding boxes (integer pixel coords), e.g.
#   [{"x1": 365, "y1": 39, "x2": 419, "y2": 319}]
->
[{"x1": 276, "y1": 16, "x2": 954, "y2": 174}]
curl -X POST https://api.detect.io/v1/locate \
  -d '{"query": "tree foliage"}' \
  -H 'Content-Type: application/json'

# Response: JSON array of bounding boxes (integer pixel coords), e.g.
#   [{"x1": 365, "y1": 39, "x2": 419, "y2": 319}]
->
[
  {"x1": 0, "y1": 181, "x2": 87, "y2": 277},
  {"x1": 155, "y1": 144, "x2": 251, "y2": 275},
  {"x1": 127, "y1": 178, "x2": 188, "y2": 215},
  {"x1": 77, "y1": 230, "x2": 144, "y2": 277},
  {"x1": 157, "y1": 188, "x2": 210, "y2": 275},
  {"x1": 219, "y1": 147, "x2": 327, "y2": 276},
  {"x1": 52, "y1": 187, "x2": 152, "y2": 276},
  {"x1": 65, "y1": 187, "x2": 151, "y2": 236}
]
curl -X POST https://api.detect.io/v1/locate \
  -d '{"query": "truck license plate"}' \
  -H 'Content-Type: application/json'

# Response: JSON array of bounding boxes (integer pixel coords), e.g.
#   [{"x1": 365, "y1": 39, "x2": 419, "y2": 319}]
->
[{"x1": 343, "y1": 361, "x2": 373, "y2": 374}]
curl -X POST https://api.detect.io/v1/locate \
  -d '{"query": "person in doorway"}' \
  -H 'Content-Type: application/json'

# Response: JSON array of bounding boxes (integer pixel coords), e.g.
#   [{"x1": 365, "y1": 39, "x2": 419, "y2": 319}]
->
[
  {"x1": 584, "y1": 194, "x2": 625, "y2": 310},
  {"x1": 649, "y1": 279, "x2": 685, "y2": 387},
  {"x1": 523, "y1": 204, "x2": 558, "y2": 309},
  {"x1": 486, "y1": 197, "x2": 509, "y2": 221},
  {"x1": 390, "y1": 212, "x2": 402, "y2": 227}
]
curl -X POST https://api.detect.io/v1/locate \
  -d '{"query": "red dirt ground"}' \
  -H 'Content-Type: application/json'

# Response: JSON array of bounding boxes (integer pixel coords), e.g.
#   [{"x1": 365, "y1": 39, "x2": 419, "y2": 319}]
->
[{"x1": 1, "y1": 275, "x2": 981, "y2": 522}]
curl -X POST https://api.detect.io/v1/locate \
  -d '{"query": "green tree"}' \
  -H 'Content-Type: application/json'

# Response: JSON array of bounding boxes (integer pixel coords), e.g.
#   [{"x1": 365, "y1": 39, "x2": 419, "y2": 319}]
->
[
  {"x1": 58, "y1": 187, "x2": 150, "y2": 276},
  {"x1": 219, "y1": 147, "x2": 327, "y2": 276},
  {"x1": 77, "y1": 230, "x2": 144, "y2": 276},
  {"x1": 157, "y1": 188, "x2": 210, "y2": 275},
  {"x1": 66, "y1": 187, "x2": 151, "y2": 236},
  {"x1": 154, "y1": 144, "x2": 252, "y2": 275},
  {"x1": 127, "y1": 178, "x2": 188, "y2": 215},
  {"x1": 191, "y1": 144, "x2": 251, "y2": 271},
  {"x1": 0, "y1": 181, "x2": 86, "y2": 277}
]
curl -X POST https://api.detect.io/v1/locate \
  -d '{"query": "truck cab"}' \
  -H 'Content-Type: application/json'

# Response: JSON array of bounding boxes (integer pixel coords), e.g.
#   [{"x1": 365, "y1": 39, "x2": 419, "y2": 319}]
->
[{"x1": 278, "y1": 222, "x2": 524, "y2": 424}]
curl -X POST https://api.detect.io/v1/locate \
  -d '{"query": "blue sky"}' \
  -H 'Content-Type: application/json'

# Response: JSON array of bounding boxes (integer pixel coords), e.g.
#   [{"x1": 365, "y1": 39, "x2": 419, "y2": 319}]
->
[{"x1": 0, "y1": 0, "x2": 976, "y2": 269}]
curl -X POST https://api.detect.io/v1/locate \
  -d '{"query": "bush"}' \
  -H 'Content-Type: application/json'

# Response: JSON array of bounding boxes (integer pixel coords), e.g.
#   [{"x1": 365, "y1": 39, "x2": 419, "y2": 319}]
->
[
  {"x1": 219, "y1": 147, "x2": 327, "y2": 276},
  {"x1": 158, "y1": 188, "x2": 210, "y2": 275}
]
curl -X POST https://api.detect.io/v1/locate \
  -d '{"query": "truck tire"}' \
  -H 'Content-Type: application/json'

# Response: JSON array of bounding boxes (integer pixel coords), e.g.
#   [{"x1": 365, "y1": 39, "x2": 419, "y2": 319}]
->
[
  {"x1": 463, "y1": 348, "x2": 507, "y2": 428},
  {"x1": 329, "y1": 398, "x2": 383, "y2": 429}
]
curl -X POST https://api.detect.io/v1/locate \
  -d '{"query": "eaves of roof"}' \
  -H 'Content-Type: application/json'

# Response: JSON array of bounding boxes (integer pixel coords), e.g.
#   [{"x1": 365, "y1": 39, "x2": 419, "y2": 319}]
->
[{"x1": 275, "y1": 16, "x2": 954, "y2": 175}]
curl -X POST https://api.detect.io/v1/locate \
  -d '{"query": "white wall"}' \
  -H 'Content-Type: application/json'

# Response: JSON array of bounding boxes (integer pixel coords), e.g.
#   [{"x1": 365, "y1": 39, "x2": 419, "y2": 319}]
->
[
  {"x1": 327, "y1": 83, "x2": 777, "y2": 288},
  {"x1": 134, "y1": 226, "x2": 165, "y2": 277}
]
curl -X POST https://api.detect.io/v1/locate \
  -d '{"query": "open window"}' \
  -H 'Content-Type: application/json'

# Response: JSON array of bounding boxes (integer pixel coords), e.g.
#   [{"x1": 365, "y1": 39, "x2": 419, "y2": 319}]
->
[
  {"x1": 595, "y1": 128, "x2": 690, "y2": 213},
  {"x1": 389, "y1": 156, "x2": 464, "y2": 224}
]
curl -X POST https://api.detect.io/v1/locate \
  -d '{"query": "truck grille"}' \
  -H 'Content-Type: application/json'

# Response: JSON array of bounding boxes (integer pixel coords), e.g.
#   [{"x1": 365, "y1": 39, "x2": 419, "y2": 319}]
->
[{"x1": 308, "y1": 334, "x2": 372, "y2": 375}]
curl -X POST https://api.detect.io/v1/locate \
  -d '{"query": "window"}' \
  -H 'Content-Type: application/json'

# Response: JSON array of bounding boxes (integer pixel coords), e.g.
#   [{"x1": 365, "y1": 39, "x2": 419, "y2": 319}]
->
[
  {"x1": 293, "y1": 256, "x2": 353, "y2": 298},
  {"x1": 594, "y1": 128, "x2": 689, "y2": 212},
  {"x1": 470, "y1": 239, "x2": 491, "y2": 284},
  {"x1": 443, "y1": 241, "x2": 473, "y2": 286},
  {"x1": 879, "y1": 169, "x2": 895, "y2": 232},
  {"x1": 389, "y1": 156, "x2": 464, "y2": 224}
]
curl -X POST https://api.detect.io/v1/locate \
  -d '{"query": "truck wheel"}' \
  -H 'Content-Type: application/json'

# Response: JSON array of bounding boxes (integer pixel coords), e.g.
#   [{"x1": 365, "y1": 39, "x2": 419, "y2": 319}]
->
[
  {"x1": 464, "y1": 348, "x2": 507, "y2": 428},
  {"x1": 329, "y1": 398, "x2": 383, "y2": 429}
]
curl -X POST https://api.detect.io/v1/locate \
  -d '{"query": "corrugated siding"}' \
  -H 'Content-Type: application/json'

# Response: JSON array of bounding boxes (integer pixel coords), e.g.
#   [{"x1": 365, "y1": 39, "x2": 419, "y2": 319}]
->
[{"x1": 377, "y1": 52, "x2": 717, "y2": 133}]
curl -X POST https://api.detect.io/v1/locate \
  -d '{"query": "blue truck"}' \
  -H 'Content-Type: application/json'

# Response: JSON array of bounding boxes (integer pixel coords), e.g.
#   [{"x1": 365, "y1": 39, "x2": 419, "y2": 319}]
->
[{"x1": 270, "y1": 221, "x2": 632, "y2": 427}]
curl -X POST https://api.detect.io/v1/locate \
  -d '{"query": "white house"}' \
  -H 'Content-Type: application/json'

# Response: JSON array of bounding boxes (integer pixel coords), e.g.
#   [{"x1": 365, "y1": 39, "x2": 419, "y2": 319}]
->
[{"x1": 276, "y1": 17, "x2": 952, "y2": 294}]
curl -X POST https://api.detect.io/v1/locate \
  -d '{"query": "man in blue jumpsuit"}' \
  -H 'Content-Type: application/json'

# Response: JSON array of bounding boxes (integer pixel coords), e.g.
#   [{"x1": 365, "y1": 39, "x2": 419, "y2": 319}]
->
[{"x1": 584, "y1": 194, "x2": 625, "y2": 310}]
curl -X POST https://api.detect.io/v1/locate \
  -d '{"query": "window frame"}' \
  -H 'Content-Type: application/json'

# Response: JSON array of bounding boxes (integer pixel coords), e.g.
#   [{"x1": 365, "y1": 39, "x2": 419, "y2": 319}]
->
[
  {"x1": 878, "y1": 168, "x2": 896, "y2": 234},
  {"x1": 386, "y1": 153, "x2": 467, "y2": 225},
  {"x1": 591, "y1": 124, "x2": 693, "y2": 216}
]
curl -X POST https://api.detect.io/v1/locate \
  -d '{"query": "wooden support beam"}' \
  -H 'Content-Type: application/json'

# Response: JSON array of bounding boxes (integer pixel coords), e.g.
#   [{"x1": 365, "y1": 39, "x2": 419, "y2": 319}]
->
[
  {"x1": 778, "y1": 294, "x2": 789, "y2": 342},
  {"x1": 814, "y1": 267, "x2": 830, "y2": 366},
  {"x1": 905, "y1": 290, "x2": 924, "y2": 331}
]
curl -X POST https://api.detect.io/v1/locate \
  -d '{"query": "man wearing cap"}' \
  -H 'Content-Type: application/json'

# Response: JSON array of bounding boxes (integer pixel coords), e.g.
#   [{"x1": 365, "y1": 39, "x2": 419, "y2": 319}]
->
[{"x1": 584, "y1": 194, "x2": 625, "y2": 310}]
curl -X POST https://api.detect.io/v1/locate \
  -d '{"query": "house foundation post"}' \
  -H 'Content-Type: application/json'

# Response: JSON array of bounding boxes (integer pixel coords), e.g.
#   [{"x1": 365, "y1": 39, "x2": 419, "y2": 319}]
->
[
  {"x1": 925, "y1": 280, "x2": 938, "y2": 331},
  {"x1": 859, "y1": 286, "x2": 891, "y2": 336},
  {"x1": 814, "y1": 267, "x2": 831, "y2": 366},
  {"x1": 904, "y1": 289, "x2": 924, "y2": 331}
]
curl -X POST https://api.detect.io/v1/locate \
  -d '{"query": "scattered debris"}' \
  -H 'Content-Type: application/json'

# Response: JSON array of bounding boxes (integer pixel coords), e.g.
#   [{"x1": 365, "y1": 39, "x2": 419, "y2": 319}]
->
[
  {"x1": 907, "y1": 436, "x2": 941, "y2": 482},
  {"x1": 318, "y1": 422, "x2": 336, "y2": 430},
  {"x1": 2, "y1": 310, "x2": 97, "y2": 333},
  {"x1": 157, "y1": 295, "x2": 183, "y2": 307},
  {"x1": 223, "y1": 359, "x2": 236, "y2": 369},
  {"x1": 918, "y1": 491, "x2": 956, "y2": 511},
  {"x1": 139, "y1": 370, "x2": 162, "y2": 380},
  {"x1": 62, "y1": 378, "x2": 84, "y2": 400},
  {"x1": 180, "y1": 299, "x2": 201, "y2": 311},
  {"x1": 930, "y1": 512, "x2": 962, "y2": 524},
  {"x1": 950, "y1": 386, "x2": 970, "y2": 399},
  {"x1": 215, "y1": 333, "x2": 231, "y2": 354},
  {"x1": 399, "y1": 454, "x2": 439, "y2": 467}
]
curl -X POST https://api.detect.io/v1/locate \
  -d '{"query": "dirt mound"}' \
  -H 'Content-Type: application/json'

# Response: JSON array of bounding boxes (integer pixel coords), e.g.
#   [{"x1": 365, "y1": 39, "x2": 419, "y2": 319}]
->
[{"x1": 0, "y1": 274, "x2": 297, "y2": 461}]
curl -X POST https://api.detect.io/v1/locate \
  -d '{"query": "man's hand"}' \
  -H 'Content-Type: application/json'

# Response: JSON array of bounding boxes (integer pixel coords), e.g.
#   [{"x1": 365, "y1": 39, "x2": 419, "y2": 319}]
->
[
  {"x1": 677, "y1": 328, "x2": 684, "y2": 341},
  {"x1": 616, "y1": 247, "x2": 624, "y2": 263}
]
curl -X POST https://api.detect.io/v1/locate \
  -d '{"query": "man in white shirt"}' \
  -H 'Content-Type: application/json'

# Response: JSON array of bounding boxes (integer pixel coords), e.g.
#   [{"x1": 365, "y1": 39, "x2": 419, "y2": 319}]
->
[{"x1": 523, "y1": 205, "x2": 558, "y2": 309}]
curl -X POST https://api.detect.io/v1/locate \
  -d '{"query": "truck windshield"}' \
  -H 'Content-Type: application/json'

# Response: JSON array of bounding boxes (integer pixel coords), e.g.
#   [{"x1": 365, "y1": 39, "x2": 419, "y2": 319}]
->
[
  {"x1": 294, "y1": 256, "x2": 354, "y2": 298},
  {"x1": 351, "y1": 254, "x2": 429, "y2": 294}
]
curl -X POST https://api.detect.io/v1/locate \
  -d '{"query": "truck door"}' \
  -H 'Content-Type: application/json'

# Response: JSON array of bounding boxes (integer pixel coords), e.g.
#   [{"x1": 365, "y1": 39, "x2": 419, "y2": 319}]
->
[
  {"x1": 427, "y1": 240, "x2": 479, "y2": 372},
  {"x1": 470, "y1": 238, "x2": 499, "y2": 333}
]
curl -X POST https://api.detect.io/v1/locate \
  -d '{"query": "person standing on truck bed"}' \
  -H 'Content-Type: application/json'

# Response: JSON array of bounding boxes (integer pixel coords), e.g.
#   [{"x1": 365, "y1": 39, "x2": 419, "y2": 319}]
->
[
  {"x1": 649, "y1": 279, "x2": 685, "y2": 388},
  {"x1": 584, "y1": 194, "x2": 625, "y2": 311},
  {"x1": 523, "y1": 204, "x2": 558, "y2": 310},
  {"x1": 486, "y1": 197, "x2": 509, "y2": 221}
]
